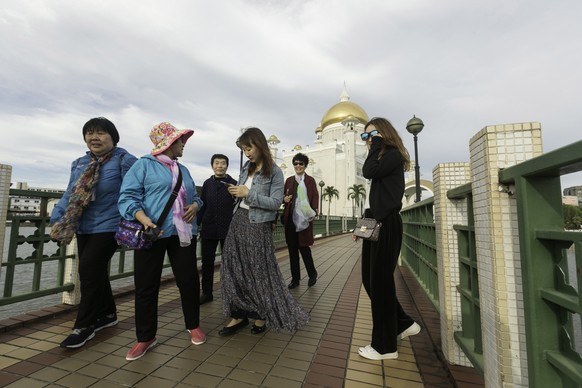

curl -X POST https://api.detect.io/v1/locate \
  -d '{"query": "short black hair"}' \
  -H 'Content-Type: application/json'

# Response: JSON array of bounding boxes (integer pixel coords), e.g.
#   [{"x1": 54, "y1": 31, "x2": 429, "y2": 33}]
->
[
  {"x1": 292, "y1": 153, "x2": 309, "y2": 167},
  {"x1": 211, "y1": 153, "x2": 229, "y2": 166},
  {"x1": 82, "y1": 117, "x2": 120, "y2": 146}
]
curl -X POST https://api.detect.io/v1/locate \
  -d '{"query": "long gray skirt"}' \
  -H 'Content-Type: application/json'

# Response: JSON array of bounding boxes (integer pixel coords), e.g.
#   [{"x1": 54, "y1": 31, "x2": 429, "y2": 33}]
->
[{"x1": 220, "y1": 208, "x2": 309, "y2": 332}]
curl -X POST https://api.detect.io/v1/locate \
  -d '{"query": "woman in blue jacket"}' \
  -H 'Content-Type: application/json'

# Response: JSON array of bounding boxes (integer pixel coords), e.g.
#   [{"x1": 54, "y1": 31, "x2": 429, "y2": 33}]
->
[
  {"x1": 219, "y1": 127, "x2": 309, "y2": 336},
  {"x1": 118, "y1": 122, "x2": 205, "y2": 361},
  {"x1": 51, "y1": 117, "x2": 137, "y2": 349}
]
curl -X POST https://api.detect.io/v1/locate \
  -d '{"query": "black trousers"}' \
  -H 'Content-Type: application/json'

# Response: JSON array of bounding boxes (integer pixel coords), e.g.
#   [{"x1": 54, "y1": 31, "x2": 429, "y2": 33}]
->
[
  {"x1": 361, "y1": 212, "x2": 414, "y2": 354},
  {"x1": 75, "y1": 233, "x2": 118, "y2": 328},
  {"x1": 133, "y1": 236, "x2": 200, "y2": 342},
  {"x1": 200, "y1": 238, "x2": 224, "y2": 295},
  {"x1": 285, "y1": 221, "x2": 317, "y2": 282}
]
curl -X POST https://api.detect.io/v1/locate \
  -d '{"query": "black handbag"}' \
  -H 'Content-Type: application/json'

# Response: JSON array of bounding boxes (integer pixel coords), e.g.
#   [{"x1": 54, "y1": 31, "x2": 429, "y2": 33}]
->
[
  {"x1": 353, "y1": 218, "x2": 382, "y2": 241},
  {"x1": 115, "y1": 169, "x2": 183, "y2": 249}
]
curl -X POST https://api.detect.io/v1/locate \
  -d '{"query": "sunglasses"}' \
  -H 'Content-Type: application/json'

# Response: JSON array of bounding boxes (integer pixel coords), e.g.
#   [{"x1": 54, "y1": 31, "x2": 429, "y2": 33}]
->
[
  {"x1": 293, "y1": 161, "x2": 305, "y2": 166},
  {"x1": 360, "y1": 130, "x2": 379, "y2": 141}
]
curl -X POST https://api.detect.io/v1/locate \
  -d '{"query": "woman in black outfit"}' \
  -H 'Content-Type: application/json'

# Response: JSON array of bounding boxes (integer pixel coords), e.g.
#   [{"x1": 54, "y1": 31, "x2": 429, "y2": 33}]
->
[{"x1": 357, "y1": 117, "x2": 421, "y2": 360}]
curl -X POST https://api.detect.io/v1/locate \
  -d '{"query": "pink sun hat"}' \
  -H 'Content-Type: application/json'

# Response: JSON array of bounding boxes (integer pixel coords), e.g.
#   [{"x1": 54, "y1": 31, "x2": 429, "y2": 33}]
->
[{"x1": 150, "y1": 122, "x2": 194, "y2": 156}]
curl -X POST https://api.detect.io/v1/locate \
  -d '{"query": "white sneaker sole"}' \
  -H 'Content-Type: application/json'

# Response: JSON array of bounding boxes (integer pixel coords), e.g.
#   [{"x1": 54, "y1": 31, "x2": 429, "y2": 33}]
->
[{"x1": 358, "y1": 345, "x2": 398, "y2": 360}]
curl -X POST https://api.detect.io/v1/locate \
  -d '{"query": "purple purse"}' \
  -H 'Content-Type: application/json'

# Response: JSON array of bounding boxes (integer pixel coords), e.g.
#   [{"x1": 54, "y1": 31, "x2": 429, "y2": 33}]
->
[{"x1": 114, "y1": 219, "x2": 154, "y2": 250}]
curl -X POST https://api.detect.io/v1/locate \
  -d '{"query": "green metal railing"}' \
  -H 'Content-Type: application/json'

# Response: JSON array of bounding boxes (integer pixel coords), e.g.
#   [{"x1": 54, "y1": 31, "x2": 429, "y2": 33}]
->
[
  {"x1": 1, "y1": 191, "x2": 355, "y2": 309},
  {"x1": 499, "y1": 140, "x2": 582, "y2": 388},
  {"x1": 448, "y1": 183, "x2": 483, "y2": 374},
  {"x1": 401, "y1": 199, "x2": 439, "y2": 311}
]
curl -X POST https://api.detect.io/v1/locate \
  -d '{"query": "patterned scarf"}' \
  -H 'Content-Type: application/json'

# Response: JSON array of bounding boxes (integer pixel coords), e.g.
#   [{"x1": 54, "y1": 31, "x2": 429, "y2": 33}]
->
[
  {"x1": 50, "y1": 151, "x2": 113, "y2": 244},
  {"x1": 155, "y1": 154, "x2": 192, "y2": 247}
]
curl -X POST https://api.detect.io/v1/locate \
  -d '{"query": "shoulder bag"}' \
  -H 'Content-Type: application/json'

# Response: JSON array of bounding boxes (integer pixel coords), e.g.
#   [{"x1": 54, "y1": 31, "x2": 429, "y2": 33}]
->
[
  {"x1": 115, "y1": 169, "x2": 183, "y2": 250},
  {"x1": 353, "y1": 217, "x2": 382, "y2": 242}
]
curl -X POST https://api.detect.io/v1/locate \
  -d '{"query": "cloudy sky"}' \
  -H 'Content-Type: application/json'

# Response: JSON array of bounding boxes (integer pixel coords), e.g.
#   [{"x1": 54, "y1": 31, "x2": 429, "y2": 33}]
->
[{"x1": 1, "y1": 0, "x2": 581, "y2": 190}]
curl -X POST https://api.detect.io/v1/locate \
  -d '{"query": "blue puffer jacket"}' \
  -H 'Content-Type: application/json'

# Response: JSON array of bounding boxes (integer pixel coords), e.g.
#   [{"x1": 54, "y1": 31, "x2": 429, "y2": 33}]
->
[
  {"x1": 50, "y1": 147, "x2": 138, "y2": 234},
  {"x1": 118, "y1": 154, "x2": 203, "y2": 237},
  {"x1": 234, "y1": 161, "x2": 284, "y2": 223}
]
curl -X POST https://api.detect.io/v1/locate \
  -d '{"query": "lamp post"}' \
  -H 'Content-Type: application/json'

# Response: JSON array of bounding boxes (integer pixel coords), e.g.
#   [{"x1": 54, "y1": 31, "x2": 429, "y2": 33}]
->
[
  {"x1": 318, "y1": 180, "x2": 325, "y2": 218},
  {"x1": 406, "y1": 115, "x2": 424, "y2": 203}
]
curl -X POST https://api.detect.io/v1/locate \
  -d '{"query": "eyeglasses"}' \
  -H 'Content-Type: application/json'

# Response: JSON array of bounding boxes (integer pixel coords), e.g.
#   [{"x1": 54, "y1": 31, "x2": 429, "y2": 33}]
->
[
  {"x1": 293, "y1": 161, "x2": 305, "y2": 166},
  {"x1": 360, "y1": 130, "x2": 378, "y2": 141}
]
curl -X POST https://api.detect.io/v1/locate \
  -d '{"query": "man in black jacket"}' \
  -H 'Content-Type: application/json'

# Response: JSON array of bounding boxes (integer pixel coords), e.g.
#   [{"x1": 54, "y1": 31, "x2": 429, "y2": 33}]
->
[{"x1": 197, "y1": 154, "x2": 237, "y2": 304}]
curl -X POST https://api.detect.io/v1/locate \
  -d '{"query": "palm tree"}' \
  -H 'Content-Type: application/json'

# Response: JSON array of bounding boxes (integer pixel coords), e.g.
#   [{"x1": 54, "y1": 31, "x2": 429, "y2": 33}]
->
[
  {"x1": 322, "y1": 186, "x2": 339, "y2": 235},
  {"x1": 347, "y1": 184, "x2": 366, "y2": 218},
  {"x1": 323, "y1": 186, "x2": 340, "y2": 217}
]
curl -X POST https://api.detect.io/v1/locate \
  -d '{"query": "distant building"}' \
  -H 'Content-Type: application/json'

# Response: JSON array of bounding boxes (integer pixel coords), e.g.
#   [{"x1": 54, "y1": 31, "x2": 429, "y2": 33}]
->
[
  {"x1": 563, "y1": 196, "x2": 579, "y2": 206},
  {"x1": 9, "y1": 182, "x2": 64, "y2": 215},
  {"x1": 273, "y1": 84, "x2": 434, "y2": 217},
  {"x1": 563, "y1": 186, "x2": 582, "y2": 206}
]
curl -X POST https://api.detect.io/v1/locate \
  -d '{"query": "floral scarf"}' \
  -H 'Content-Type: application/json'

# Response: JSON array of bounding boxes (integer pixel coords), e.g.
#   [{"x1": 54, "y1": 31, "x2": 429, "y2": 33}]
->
[
  {"x1": 155, "y1": 154, "x2": 192, "y2": 247},
  {"x1": 50, "y1": 151, "x2": 113, "y2": 244}
]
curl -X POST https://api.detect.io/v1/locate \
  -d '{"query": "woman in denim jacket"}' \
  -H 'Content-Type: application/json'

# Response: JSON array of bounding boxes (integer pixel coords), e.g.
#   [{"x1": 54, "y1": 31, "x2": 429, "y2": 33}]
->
[{"x1": 219, "y1": 127, "x2": 309, "y2": 336}]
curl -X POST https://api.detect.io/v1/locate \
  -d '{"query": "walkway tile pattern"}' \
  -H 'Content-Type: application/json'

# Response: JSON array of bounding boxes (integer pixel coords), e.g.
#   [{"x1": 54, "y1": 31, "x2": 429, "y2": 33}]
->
[{"x1": 0, "y1": 234, "x2": 484, "y2": 387}]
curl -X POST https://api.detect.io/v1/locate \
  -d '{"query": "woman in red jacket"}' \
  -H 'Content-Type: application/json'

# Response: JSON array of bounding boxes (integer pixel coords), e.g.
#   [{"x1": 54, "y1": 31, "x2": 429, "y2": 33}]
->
[{"x1": 282, "y1": 153, "x2": 319, "y2": 289}]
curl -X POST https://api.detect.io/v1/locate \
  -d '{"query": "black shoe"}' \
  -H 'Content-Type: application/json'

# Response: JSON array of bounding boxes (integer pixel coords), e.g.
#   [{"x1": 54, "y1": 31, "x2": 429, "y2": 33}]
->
[
  {"x1": 218, "y1": 318, "x2": 249, "y2": 336},
  {"x1": 288, "y1": 280, "x2": 300, "y2": 289},
  {"x1": 308, "y1": 277, "x2": 317, "y2": 287},
  {"x1": 94, "y1": 313, "x2": 118, "y2": 332},
  {"x1": 200, "y1": 293, "x2": 213, "y2": 305},
  {"x1": 60, "y1": 327, "x2": 95, "y2": 348},
  {"x1": 251, "y1": 324, "x2": 267, "y2": 335}
]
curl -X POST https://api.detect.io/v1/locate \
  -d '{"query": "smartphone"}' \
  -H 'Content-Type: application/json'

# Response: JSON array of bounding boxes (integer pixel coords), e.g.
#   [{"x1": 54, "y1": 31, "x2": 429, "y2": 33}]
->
[{"x1": 220, "y1": 181, "x2": 233, "y2": 187}]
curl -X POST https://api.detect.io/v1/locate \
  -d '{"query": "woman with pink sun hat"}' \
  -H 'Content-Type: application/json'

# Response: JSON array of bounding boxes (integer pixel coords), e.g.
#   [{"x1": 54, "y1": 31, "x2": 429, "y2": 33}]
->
[{"x1": 118, "y1": 122, "x2": 205, "y2": 361}]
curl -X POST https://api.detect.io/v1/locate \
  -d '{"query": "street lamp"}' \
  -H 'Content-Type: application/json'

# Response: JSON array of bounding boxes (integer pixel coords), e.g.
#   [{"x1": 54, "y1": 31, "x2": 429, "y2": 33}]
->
[
  {"x1": 406, "y1": 115, "x2": 424, "y2": 203},
  {"x1": 318, "y1": 180, "x2": 325, "y2": 218}
]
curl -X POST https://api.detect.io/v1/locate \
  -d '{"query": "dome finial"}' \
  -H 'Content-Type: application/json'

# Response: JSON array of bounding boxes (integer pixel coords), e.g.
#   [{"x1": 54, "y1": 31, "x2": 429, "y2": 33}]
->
[{"x1": 340, "y1": 81, "x2": 350, "y2": 102}]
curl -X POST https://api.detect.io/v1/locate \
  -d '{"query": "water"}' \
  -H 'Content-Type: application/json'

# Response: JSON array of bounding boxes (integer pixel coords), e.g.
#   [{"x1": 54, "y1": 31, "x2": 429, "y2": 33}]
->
[{"x1": 0, "y1": 225, "x2": 139, "y2": 320}]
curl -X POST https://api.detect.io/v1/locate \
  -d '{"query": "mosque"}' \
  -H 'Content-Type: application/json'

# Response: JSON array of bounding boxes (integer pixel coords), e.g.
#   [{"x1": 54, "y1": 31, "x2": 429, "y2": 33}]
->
[{"x1": 269, "y1": 84, "x2": 434, "y2": 217}]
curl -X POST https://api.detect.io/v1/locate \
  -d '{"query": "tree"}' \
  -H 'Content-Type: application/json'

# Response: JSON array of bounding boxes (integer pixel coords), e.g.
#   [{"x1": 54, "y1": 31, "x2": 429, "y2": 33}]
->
[
  {"x1": 563, "y1": 204, "x2": 582, "y2": 230},
  {"x1": 347, "y1": 184, "x2": 366, "y2": 218},
  {"x1": 323, "y1": 186, "x2": 340, "y2": 217}
]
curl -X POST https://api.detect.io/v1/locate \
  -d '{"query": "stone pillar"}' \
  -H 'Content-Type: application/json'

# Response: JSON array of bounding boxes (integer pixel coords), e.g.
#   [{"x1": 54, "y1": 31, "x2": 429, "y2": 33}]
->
[
  {"x1": 433, "y1": 162, "x2": 472, "y2": 366},
  {"x1": 61, "y1": 238, "x2": 81, "y2": 305},
  {"x1": 0, "y1": 164, "x2": 12, "y2": 271},
  {"x1": 470, "y1": 122, "x2": 543, "y2": 388}
]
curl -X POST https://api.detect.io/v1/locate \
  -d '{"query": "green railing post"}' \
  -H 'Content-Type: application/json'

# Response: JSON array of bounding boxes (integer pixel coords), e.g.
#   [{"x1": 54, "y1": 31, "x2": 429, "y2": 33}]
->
[{"x1": 500, "y1": 139, "x2": 582, "y2": 388}]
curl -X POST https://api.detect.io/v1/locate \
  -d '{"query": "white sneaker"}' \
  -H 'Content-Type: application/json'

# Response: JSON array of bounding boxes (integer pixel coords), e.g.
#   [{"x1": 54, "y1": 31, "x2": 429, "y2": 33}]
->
[
  {"x1": 358, "y1": 345, "x2": 398, "y2": 360},
  {"x1": 399, "y1": 322, "x2": 421, "y2": 340}
]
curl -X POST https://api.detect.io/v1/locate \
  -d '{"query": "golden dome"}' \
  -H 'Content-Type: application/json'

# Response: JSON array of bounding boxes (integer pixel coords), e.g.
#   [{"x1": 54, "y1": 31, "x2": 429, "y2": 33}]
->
[{"x1": 320, "y1": 101, "x2": 369, "y2": 129}]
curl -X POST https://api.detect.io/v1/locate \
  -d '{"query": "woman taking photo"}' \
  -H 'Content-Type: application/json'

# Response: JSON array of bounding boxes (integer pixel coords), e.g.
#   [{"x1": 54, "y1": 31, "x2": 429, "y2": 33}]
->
[
  {"x1": 219, "y1": 127, "x2": 309, "y2": 336},
  {"x1": 51, "y1": 117, "x2": 137, "y2": 348},
  {"x1": 118, "y1": 122, "x2": 205, "y2": 361},
  {"x1": 357, "y1": 117, "x2": 421, "y2": 361}
]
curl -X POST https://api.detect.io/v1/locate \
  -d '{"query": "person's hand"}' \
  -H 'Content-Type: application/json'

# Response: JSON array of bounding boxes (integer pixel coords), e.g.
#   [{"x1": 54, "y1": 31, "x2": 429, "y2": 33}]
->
[
  {"x1": 352, "y1": 234, "x2": 359, "y2": 242},
  {"x1": 228, "y1": 185, "x2": 249, "y2": 198},
  {"x1": 137, "y1": 214, "x2": 156, "y2": 230},
  {"x1": 183, "y1": 203, "x2": 199, "y2": 223},
  {"x1": 283, "y1": 194, "x2": 292, "y2": 203}
]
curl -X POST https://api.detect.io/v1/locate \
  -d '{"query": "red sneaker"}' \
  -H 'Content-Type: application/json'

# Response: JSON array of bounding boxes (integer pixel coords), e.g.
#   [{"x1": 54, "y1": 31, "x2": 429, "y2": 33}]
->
[
  {"x1": 125, "y1": 338, "x2": 157, "y2": 361},
  {"x1": 188, "y1": 327, "x2": 206, "y2": 345}
]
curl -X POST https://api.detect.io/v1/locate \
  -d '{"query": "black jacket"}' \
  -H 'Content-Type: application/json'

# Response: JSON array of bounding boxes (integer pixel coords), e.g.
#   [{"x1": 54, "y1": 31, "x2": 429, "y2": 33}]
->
[
  {"x1": 362, "y1": 137, "x2": 404, "y2": 220},
  {"x1": 197, "y1": 174, "x2": 237, "y2": 239}
]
